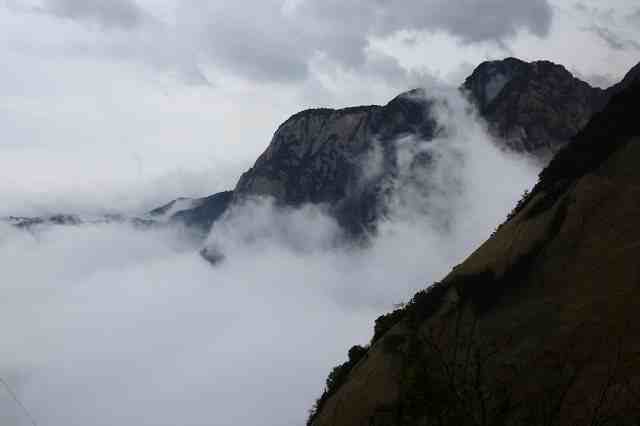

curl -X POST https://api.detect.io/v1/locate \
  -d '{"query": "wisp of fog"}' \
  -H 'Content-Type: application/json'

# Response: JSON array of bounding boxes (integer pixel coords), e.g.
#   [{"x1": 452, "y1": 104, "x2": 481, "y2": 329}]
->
[{"x1": 0, "y1": 88, "x2": 538, "y2": 426}]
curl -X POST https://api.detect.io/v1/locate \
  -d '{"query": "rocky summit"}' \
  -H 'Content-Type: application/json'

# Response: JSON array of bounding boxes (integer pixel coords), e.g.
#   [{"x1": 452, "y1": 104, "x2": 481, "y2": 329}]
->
[
  {"x1": 462, "y1": 57, "x2": 604, "y2": 156},
  {"x1": 233, "y1": 91, "x2": 437, "y2": 234}
]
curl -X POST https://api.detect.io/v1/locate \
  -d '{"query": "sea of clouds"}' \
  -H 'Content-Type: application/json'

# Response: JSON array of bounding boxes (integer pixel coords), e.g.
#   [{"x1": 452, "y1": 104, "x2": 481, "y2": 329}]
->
[{"x1": 0, "y1": 87, "x2": 538, "y2": 426}]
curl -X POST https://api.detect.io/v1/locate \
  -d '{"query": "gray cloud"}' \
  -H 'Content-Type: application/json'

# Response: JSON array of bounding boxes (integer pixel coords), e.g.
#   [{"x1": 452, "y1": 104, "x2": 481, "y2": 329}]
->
[
  {"x1": 587, "y1": 24, "x2": 640, "y2": 51},
  {"x1": 183, "y1": 0, "x2": 553, "y2": 82},
  {"x1": 11, "y1": 0, "x2": 552, "y2": 84},
  {"x1": 174, "y1": 1, "x2": 363, "y2": 83},
  {"x1": 299, "y1": 0, "x2": 553, "y2": 42},
  {"x1": 573, "y1": 2, "x2": 588, "y2": 12},
  {"x1": 43, "y1": 0, "x2": 145, "y2": 30}
]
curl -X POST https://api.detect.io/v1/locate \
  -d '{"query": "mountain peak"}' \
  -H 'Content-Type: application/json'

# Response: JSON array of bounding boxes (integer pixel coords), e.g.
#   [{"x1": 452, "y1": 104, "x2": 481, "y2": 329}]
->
[
  {"x1": 463, "y1": 57, "x2": 603, "y2": 155},
  {"x1": 463, "y1": 57, "x2": 530, "y2": 107}
]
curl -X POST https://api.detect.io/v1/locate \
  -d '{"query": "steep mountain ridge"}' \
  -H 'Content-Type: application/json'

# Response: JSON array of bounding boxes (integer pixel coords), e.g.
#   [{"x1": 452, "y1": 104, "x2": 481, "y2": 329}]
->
[
  {"x1": 462, "y1": 57, "x2": 604, "y2": 156},
  {"x1": 194, "y1": 58, "x2": 615, "y2": 235},
  {"x1": 307, "y1": 66, "x2": 640, "y2": 426},
  {"x1": 4, "y1": 58, "x2": 630, "y2": 241}
]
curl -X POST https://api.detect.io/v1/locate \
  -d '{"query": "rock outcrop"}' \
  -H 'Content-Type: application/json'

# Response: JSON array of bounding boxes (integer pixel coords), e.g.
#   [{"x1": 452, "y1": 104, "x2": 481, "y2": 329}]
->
[
  {"x1": 233, "y1": 91, "x2": 436, "y2": 234},
  {"x1": 307, "y1": 66, "x2": 640, "y2": 426},
  {"x1": 462, "y1": 57, "x2": 604, "y2": 156}
]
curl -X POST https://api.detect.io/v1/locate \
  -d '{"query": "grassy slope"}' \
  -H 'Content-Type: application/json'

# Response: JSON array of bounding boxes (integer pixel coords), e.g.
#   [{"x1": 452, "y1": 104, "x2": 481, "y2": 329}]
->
[{"x1": 309, "y1": 76, "x2": 640, "y2": 426}]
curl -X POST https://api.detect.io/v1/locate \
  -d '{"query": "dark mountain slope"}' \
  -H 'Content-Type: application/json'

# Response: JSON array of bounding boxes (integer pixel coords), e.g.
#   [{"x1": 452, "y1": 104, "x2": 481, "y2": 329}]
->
[{"x1": 307, "y1": 69, "x2": 640, "y2": 426}]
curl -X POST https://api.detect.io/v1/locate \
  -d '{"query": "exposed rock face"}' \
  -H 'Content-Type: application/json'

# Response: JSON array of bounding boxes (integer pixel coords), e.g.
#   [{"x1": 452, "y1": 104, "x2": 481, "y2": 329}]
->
[
  {"x1": 463, "y1": 57, "x2": 604, "y2": 156},
  {"x1": 308, "y1": 68, "x2": 640, "y2": 426},
  {"x1": 233, "y1": 91, "x2": 437, "y2": 234}
]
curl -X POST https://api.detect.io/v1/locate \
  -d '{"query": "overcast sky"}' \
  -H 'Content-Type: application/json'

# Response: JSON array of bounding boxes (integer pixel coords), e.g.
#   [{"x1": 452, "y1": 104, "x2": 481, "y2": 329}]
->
[{"x1": 1, "y1": 0, "x2": 639, "y2": 215}]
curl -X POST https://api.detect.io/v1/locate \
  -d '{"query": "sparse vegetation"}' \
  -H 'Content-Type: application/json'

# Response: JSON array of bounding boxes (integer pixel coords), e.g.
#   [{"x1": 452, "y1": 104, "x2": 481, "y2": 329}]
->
[
  {"x1": 379, "y1": 315, "x2": 640, "y2": 426},
  {"x1": 507, "y1": 189, "x2": 530, "y2": 221},
  {"x1": 373, "y1": 308, "x2": 406, "y2": 343},
  {"x1": 307, "y1": 345, "x2": 369, "y2": 426},
  {"x1": 403, "y1": 280, "x2": 451, "y2": 326},
  {"x1": 491, "y1": 189, "x2": 531, "y2": 238}
]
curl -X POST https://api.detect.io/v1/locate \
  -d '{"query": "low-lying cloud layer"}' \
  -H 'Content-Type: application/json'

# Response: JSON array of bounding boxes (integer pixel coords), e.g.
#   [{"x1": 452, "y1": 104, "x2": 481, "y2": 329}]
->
[{"x1": 0, "y1": 88, "x2": 538, "y2": 426}]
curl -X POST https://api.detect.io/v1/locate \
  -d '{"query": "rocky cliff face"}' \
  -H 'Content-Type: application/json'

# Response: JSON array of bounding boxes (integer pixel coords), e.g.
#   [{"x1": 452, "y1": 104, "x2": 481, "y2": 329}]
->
[
  {"x1": 462, "y1": 57, "x2": 604, "y2": 156},
  {"x1": 233, "y1": 91, "x2": 436, "y2": 234},
  {"x1": 307, "y1": 67, "x2": 640, "y2": 426}
]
